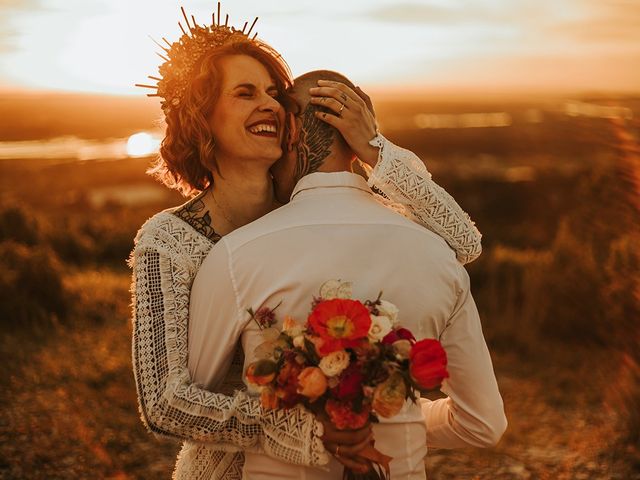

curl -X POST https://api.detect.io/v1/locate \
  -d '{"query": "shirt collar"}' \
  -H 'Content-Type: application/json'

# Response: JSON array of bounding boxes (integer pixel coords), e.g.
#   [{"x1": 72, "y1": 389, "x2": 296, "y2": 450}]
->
[{"x1": 290, "y1": 172, "x2": 372, "y2": 201}]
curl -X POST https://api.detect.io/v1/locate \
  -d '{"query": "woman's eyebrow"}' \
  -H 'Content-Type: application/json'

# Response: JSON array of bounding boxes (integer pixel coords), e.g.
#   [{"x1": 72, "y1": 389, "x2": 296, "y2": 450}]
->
[
  {"x1": 233, "y1": 83, "x2": 257, "y2": 91},
  {"x1": 232, "y1": 83, "x2": 278, "y2": 91}
]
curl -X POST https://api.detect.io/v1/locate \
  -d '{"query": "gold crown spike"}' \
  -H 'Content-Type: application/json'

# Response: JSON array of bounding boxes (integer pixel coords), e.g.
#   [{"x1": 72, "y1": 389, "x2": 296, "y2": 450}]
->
[{"x1": 135, "y1": 2, "x2": 259, "y2": 110}]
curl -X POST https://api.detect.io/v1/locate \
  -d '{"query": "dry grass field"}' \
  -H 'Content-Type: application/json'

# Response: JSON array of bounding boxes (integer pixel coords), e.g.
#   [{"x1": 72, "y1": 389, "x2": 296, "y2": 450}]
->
[{"x1": 1, "y1": 93, "x2": 639, "y2": 479}]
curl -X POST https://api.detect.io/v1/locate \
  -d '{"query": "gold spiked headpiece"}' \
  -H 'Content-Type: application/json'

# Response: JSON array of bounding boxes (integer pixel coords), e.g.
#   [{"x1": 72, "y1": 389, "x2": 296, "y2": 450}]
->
[{"x1": 136, "y1": 3, "x2": 260, "y2": 114}]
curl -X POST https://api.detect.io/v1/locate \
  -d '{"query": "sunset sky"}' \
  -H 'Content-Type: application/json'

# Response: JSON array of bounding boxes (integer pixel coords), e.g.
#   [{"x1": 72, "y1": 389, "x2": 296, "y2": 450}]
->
[{"x1": 0, "y1": 0, "x2": 639, "y2": 95}]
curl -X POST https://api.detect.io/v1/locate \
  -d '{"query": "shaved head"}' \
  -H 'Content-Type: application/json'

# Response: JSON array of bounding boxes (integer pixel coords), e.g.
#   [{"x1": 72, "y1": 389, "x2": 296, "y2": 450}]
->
[{"x1": 288, "y1": 71, "x2": 356, "y2": 180}]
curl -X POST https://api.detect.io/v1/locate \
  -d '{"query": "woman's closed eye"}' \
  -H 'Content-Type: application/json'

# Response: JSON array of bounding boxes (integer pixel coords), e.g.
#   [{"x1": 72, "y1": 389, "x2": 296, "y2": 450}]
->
[{"x1": 237, "y1": 89, "x2": 278, "y2": 99}]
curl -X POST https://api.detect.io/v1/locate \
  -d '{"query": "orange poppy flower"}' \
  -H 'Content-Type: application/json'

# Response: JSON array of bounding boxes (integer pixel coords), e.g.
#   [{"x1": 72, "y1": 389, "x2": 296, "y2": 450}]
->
[{"x1": 308, "y1": 299, "x2": 371, "y2": 355}]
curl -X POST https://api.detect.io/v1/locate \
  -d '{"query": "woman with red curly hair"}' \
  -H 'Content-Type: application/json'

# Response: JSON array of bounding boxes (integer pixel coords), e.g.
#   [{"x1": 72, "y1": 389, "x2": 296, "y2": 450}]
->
[{"x1": 130, "y1": 7, "x2": 482, "y2": 479}]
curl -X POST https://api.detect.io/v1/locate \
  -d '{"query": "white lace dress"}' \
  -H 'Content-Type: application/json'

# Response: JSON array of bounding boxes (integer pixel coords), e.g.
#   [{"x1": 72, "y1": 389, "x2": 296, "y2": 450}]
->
[{"x1": 129, "y1": 135, "x2": 482, "y2": 479}]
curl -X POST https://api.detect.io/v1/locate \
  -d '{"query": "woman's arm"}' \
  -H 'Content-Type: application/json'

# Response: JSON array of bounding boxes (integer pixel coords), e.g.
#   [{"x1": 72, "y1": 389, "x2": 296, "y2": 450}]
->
[
  {"x1": 310, "y1": 80, "x2": 482, "y2": 264},
  {"x1": 366, "y1": 133, "x2": 482, "y2": 265},
  {"x1": 129, "y1": 217, "x2": 327, "y2": 466}
]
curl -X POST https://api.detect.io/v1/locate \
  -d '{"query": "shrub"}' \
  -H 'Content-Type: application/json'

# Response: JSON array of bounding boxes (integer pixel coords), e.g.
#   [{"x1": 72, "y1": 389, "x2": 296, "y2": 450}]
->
[
  {"x1": 0, "y1": 240, "x2": 68, "y2": 327},
  {"x1": 0, "y1": 203, "x2": 40, "y2": 246},
  {"x1": 46, "y1": 218, "x2": 97, "y2": 265},
  {"x1": 537, "y1": 220, "x2": 608, "y2": 344},
  {"x1": 475, "y1": 244, "x2": 550, "y2": 353},
  {"x1": 604, "y1": 233, "x2": 640, "y2": 451}
]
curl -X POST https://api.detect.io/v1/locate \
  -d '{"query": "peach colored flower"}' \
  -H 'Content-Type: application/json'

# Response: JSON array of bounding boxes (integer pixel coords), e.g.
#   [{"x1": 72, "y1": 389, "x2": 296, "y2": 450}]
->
[
  {"x1": 283, "y1": 316, "x2": 304, "y2": 337},
  {"x1": 392, "y1": 339, "x2": 412, "y2": 360},
  {"x1": 297, "y1": 367, "x2": 328, "y2": 401},
  {"x1": 372, "y1": 373, "x2": 407, "y2": 418}
]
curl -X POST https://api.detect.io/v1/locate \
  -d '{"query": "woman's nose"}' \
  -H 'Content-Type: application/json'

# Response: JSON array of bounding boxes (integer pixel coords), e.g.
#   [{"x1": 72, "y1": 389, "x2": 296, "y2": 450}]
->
[{"x1": 258, "y1": 93, "x2": 282, "y2": 113}]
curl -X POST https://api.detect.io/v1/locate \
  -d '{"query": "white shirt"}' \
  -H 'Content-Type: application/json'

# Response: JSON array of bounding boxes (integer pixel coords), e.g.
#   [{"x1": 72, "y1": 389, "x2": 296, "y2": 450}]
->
[{"x1": 189, "y1": 172, "x2": 507, "y2": 479}]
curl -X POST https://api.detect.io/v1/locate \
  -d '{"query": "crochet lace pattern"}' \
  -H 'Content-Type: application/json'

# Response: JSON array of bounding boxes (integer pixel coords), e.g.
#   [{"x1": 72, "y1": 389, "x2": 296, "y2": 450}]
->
[
  {"x1": 129, "y1": 137, "x2": 482, "y2": 479},
  {"x1": 368, "y1": 134, "x2": 482, "y2": 265}
]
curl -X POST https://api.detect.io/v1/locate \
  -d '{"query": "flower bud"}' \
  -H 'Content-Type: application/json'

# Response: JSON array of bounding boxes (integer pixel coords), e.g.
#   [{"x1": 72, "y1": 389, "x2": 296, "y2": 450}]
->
[{"x1": 245, "y1": 359, "x2": 277, "y2": 386}]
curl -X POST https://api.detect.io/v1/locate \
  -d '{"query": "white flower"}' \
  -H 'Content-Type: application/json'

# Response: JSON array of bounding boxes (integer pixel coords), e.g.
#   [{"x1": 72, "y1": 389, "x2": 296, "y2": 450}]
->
[
  {"x1": 282, "y1": 316, "x2": 304, "y2": 337},
  {"x1": 319, "y1": 280, "x2": 353, "y2": 300},
  {"x1": 293, "y1": 335, "x2": 306, "y2": 349},
  {"x1": 378, "y1": 300, "x2": 399, "y2": 325},
  {"x1": 368, "y1": 315, "x2": 393, "y2": 342},
  {"x1": 319, "y1": 350, "x2": 350, "y2": 377}
]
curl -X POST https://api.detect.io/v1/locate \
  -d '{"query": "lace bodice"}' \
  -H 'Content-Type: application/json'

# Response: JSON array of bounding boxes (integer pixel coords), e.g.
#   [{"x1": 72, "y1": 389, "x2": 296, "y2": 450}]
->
[
  {"x1": 129, "y1": 137, "x2": 482, "y2": 479},
  {"x1": 130, "y1": 213, "x2": 326, "y2": 480}
]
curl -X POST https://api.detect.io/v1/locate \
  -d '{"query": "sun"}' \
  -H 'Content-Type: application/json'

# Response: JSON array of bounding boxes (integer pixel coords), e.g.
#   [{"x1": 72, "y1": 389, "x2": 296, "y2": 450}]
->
[{"x1": 126, "y1": 132, "x2": 159, "y2": 157}]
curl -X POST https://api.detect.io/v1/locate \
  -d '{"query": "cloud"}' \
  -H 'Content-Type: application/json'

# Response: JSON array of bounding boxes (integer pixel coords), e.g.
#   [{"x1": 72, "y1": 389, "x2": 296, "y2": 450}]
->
[
  {"x1": 0, "y1": 0, "x2": 46, "y2": 53},
  {"x1": 550, "y1": 0, "x2": 640, "y2": 44},
  {"x1": 419, "y1": 50, "x2": 640, "y2": 92},
  {"x1": 364, "y1": 1, "x2": 555, "y2": 26},
  {"x1": 0, "y1": 0, "x2": 43, "y2": 12},
  {"x1": 553, "y1": 19, "x2": 640, "y2": 44},
  {"x1": 365, "y1": 2, "x2": 472, "y2": 24}
]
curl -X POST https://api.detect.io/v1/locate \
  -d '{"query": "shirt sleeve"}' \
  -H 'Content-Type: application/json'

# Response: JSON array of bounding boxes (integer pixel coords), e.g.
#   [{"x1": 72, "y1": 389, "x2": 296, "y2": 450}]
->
[
  {"x1": 130, "y1": 232, "x2": 326, "y2": 467},
  {"x1": 420, "y1": 266, "x2": 507, "y2": 449},
  {"x1": 366, "y1": 134, "x2": 482, "y2": 265}
]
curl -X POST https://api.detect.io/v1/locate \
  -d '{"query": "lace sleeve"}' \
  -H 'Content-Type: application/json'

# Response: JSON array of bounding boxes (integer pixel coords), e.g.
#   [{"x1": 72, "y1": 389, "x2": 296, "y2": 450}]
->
[
  {"x1": 129, "y1": 220, "x2": 327, "y2": 467},
  {"x1": 366, "y1": 134, "x2": 482, "y2": 264}
]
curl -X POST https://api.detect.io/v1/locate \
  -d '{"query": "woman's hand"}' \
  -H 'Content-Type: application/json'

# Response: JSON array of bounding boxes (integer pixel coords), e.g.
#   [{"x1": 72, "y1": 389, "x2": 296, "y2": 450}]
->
[
  {"x1": 309, "y1": 80, "x2": 380, "y2": 168},
  {"x1": 319, "y1": 416, "x2": 372, "y2": 473},
  {"x1": 313, "y1": 406, "x2": 373, "y2": 473}
]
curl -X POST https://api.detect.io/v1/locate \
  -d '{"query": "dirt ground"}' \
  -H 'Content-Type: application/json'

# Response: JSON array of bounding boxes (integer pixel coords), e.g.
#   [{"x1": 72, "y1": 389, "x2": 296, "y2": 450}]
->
[{"x1": 1, "y1": 271, "x2": 638, "y2": 480}]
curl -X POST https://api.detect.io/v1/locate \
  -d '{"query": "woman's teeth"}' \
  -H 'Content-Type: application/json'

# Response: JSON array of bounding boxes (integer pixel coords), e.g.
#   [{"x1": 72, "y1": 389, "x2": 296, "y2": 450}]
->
[{"x1": 248, "y1": 124, "x2": 277, "y2": 135}]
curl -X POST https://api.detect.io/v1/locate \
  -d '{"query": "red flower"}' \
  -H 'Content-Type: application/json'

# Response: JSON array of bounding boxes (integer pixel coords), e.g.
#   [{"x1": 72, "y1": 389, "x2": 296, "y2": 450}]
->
[
  {"x1": 382, "y1": 327, "x2": 416, "y2": 345},
  {"x1": 308, "y1": 299, "x2": 371, "y2": 355},
  {"x1": 325, "y1": 398, "x2": 371, "y2": 430},
  {"x1": 332, "y1": 363, "x2": 363, "y2": 400},
  {"x1": 410, "y1": 339, "x2": 449, "y2": 390}
]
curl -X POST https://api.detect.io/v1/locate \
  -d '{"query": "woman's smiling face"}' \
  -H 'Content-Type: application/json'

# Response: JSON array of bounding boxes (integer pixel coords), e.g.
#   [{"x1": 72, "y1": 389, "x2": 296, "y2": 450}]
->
[{"x1": 208, "y1": 54, "x2": 285, "y2": 169}]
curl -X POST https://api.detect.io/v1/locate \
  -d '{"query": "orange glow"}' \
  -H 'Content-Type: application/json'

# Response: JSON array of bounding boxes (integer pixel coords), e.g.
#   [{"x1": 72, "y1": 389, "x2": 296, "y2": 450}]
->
[
  {"x1": 0, "y1": 1, "x2": 638, "y2": 95},
  {"x1": 126, "y1": 132, "x2": 159, "y2": 158}
]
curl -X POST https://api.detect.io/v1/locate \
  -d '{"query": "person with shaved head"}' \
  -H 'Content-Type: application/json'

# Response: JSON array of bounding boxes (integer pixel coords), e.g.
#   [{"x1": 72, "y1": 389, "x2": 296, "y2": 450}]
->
[{"x1": 188, "y1": 70, "x2": 506, "y2": 479}]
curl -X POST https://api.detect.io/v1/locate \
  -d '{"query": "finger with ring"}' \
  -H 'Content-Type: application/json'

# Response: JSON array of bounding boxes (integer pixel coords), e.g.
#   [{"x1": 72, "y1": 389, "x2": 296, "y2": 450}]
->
[
  {"x1": 310, "y1": 85, "x2": 360, "y2": 107},
  {"x1": 310, "y1": 96, "x2": 346, "y2": 115},
  {"x1": 335, "y1": 445, "x2": 341, "y2": 458},
  {"x1": 338, "y1": 102, "x2": 345, "y2": 116},
  {"x1": 316, "y1": 81, "x2": 363, "y2": 105}
]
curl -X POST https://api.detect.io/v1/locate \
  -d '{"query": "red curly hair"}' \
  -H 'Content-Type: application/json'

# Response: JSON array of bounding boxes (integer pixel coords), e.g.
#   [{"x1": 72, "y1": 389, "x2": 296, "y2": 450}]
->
[{"x1": 148, "y1": 39, "x2": 293, "y2": 197}]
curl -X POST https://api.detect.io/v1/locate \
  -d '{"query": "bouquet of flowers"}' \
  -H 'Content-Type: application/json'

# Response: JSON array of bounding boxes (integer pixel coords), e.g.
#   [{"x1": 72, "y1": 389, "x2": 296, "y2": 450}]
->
[{"x1": 245, "y1": 280, "x2": 449, "y2": 480}]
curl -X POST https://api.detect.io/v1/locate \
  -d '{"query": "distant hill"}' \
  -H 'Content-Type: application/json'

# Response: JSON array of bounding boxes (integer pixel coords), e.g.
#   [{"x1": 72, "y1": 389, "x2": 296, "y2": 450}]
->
[{"x1": 0, "y1": 93, "x2": 162, "y2": 141}]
